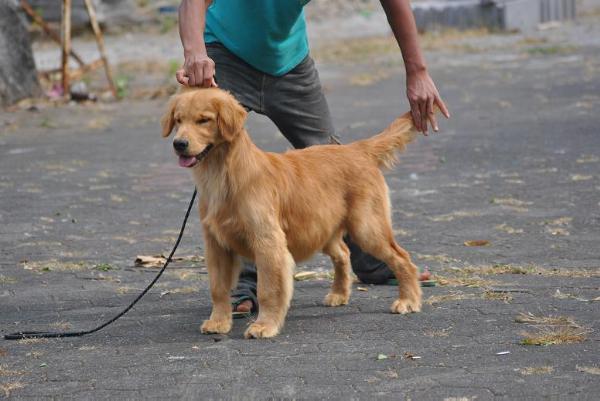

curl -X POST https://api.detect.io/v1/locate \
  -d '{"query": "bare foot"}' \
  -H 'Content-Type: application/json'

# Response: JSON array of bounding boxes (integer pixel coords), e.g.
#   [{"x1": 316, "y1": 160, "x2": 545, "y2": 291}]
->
[{"x1": 233, "y1": 299, "x2": 254, "y2": 313}]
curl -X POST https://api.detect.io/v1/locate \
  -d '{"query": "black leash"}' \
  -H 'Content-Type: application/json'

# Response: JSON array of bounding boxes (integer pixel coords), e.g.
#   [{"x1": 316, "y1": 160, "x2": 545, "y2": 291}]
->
[{"x1": 4, "y1": 189, "x2": 197, "y2": 340}]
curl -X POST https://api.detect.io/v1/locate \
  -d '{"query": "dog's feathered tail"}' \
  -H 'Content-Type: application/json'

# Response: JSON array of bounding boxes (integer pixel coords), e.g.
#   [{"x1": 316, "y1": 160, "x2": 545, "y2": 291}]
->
[{"x1": 356, "y1": 112, "x2": 418, "y2": 170}]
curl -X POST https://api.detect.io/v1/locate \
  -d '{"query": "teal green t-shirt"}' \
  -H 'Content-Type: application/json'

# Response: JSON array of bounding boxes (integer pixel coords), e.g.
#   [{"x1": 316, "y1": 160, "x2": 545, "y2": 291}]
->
[{"x1": 204, "y1": 0, "x2": 310, "y2": 76}]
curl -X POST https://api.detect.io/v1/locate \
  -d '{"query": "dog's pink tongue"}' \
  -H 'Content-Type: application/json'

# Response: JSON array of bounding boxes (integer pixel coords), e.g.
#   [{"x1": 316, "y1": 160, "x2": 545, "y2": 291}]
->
[{"x1": 178, "y1": 155, "x2": 197, "y2": 168}]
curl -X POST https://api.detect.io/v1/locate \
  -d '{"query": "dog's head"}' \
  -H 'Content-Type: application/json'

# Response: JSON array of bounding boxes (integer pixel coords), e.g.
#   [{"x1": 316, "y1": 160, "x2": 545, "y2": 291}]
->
[{"x1": 161, "y1": 88, "x2": 247, "y2": 168}]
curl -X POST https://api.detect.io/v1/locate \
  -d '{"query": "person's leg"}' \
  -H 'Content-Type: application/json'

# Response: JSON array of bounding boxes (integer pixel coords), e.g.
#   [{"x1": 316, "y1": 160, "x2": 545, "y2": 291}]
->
[
  {"x1": 263, "y1": 56, "x2": 338, "y2": 148},
  {"x1": 263, "y1": 55, "x2": 393, "y2": 284}
]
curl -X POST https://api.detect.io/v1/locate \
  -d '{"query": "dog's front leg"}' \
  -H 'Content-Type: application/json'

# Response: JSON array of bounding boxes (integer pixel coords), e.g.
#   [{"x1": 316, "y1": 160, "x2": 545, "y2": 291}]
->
[
  {"x1": 244, "y1": 234, "x2": 294, "y2": 339},
  {"x1": 200, "y1": 233, "x2": 240, "y2": 335}
]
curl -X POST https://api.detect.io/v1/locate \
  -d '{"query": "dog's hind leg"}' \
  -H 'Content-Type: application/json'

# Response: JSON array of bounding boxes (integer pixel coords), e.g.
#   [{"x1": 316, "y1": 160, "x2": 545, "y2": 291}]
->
[
  {"x1": 200, "y1": 233, "x2": 240, "y2": 335},
  {"x1": 348, "y1": 190, "x2": 422, "y2": 314},
  {"x1": 323, "y1": 231, "x2": 352, "y2": 307},
  {"x1": 244, "y1": 230, "x2": 295, "y2": 339}
]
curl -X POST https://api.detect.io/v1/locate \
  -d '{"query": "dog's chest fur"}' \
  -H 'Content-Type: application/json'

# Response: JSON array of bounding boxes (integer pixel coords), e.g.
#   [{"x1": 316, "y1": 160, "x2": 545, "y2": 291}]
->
[{"x1": 192, "y1": 166, "x2": 252, "y2": 257}]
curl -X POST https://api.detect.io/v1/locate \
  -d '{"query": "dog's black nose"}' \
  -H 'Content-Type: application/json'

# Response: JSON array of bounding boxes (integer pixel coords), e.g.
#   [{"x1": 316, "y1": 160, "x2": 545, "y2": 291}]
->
[{"x1": 173, "y1": 139, "x2": 188, "y2": 152}]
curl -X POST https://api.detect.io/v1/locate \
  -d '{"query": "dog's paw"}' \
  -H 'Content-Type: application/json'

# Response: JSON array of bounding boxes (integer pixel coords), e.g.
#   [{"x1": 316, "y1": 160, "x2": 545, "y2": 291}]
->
[
  {"x1": 200, "y1": 319, "x2": 232, "y2": 334},
  {"x1": 324, "y1": 292, "x2": 350, "y2": 307},
  {"x1": 390, "y1": 297, "x2": 422, "y2": 314},
  {"x1": 244, "y1": 322, "x2": 279, "y2": 339}
]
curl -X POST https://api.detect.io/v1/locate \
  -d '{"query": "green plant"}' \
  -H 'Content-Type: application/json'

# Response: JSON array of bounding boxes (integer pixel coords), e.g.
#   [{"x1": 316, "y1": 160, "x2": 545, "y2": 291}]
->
[{"x1": 94, "y1": 263, "x2": 113, "y2": 272}]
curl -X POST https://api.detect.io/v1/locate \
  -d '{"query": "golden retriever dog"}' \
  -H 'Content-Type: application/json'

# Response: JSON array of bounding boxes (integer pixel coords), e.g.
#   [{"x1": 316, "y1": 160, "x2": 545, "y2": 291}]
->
[{"x1": 162, "y1": 88, "x2": 423, "y2": 339}]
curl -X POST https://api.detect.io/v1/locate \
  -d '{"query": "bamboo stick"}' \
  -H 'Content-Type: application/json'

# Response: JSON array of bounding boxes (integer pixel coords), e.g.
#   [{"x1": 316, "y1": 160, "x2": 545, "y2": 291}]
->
[
  {"x1": 83, "y1": 0, "x2": 117, "y2": 97},
  {"x1": 61, "y1": 0, "x2": 72, "y2": 97},
  {"x1": 20, "y1": 0, "x2": 85, "y2": 67}
]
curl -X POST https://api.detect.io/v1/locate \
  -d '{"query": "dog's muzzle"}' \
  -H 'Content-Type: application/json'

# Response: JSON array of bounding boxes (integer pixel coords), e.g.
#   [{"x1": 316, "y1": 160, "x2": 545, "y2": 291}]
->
[{"x1": 178, "y1": 144, "x2": 214, "y2": 168}]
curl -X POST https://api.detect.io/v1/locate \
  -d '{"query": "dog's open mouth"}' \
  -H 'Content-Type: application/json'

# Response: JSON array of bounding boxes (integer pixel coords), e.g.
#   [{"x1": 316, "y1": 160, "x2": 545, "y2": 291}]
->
[{"x1": 178, "y1": 144, "x2": 213, "y2": 168}]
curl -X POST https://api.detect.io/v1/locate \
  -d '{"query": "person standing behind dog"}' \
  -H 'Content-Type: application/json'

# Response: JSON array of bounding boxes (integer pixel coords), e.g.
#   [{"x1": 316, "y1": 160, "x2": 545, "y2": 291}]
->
[{"x1": 176, "y1": 0, "x2": 449, "y2": 314}]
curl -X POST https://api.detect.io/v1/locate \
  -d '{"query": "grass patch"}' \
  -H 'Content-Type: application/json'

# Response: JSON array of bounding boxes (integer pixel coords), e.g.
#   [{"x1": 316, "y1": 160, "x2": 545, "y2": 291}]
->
[
  {"x1": 49, "y1": 321, "x2": 71, "y2": 330},
  {"x1": 516, "y1": 312, "x2": 589, "y2": 346},
  {"x1": 428, "y1": 210, "x2": 481, "y2": 222},
  {"x1": 167, "y1": 59, "x2": 180, "y2": 77},
  {"x1": 116, "y1": 286, "x2": 141, "y2": 294},
  {"x1": 520, "y1": 366, "x2": 554, "y2": 375},
  {"x1": 1, "y1": 382, "x2": 24, "y2": 398},
  {"x1": 435, "y1": 275, "x2": 497, "y2": 288},
  {"x1": 515, "y1": 312, "x2": 579, "y2": 327},
  {"x1": 313, "y1": 28, "x2": 489, "y2": 64},
  {"x1": 483, "y1": 290, "x2": 513, "y2": 303},
  {"x1": 0, "y1": 275, "x2": 17, "y2": 284},
  {"x1": 20, "y1": 260, "x2": 87, "y2": 273},
  {"x1": 16, "y1": 338, "x2": 47, "y2": 345},
  {"x1": 160, "y1": 15, "x2": 177, "y2": 34},
  {"x1": 94, "y1": 263, "x2": 113, "y2": 272},
  {"x1": 526, "y1": 45, "x2": 576, "y2": 56},
  {"x1": 576, "y1": 365, "x2": 600, "y2": 375},
  {"x1": 0, "y1": 365, "x2": 25, "y2": 377},
  {"x1": 424, "y1": 326, "x2": 452, "y2": 337},
  {"x1": 158, "y1": 286, "x2": 199, "y2": 296},
  {"x1": 166, "y1": 269, "x2": 208, "y2": 281},
  {"x1": 415, "y1": 253, "x2": 460, "y2": 264},
  {"x1": 456, "y1": 264, "x2": 599, "y2": 278},
  {"x1": 425, "y1": 291, "x2": 475, "y2": 305},
  {"x1": 520, "y1": 326, "x2": 588, "y2": 346}
]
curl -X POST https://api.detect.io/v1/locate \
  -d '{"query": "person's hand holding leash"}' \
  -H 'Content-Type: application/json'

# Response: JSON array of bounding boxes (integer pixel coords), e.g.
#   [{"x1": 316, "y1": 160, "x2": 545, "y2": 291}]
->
[
  {"x1": 177, "y1": 0, "x2": 217, "y2": 87},
  {"x1": 406, "y1": 69, "x2": 449, "y2": 135},
  {"x1": 176, "y1": 52, "x2": 218, "y2": 87}
]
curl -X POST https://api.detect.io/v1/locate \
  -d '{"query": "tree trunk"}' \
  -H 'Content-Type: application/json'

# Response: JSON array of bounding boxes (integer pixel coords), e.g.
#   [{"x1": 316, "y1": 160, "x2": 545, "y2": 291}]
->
[{"x1": 0, "y1": 0, "x2": 41, "y2": 107}]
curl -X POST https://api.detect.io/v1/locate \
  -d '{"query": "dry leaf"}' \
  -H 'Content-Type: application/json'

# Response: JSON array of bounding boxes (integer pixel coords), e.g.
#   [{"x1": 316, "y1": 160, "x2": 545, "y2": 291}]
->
[
  {"x1": 403, "y1": 352, "x2": 421, "y2": 360},
  {"x1": 135, "y1": 255, "x2": 168, "y2": 268},
  {"x1": 464, "y1": 240, "x2": 490, "y2": 247},
  {"x1": 294, "y1": 271, "x2": 318, "y2": 281},
  {"x1": 134, "y1": 254, "x2": 203, "y2": 268}
]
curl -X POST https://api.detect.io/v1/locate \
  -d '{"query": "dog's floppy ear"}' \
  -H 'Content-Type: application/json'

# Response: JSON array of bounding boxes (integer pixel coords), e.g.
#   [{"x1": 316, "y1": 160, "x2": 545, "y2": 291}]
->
[
  {"x1": 161, "y1": 96, "x2": 178, "y2": 137},
  {"x1": 212, "y1": 94, "x2": 247, "y2": 142}
]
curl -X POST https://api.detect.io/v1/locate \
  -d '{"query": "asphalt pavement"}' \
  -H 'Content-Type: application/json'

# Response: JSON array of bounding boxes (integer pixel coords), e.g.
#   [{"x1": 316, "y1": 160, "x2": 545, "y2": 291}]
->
[{"x1": 1, "y1": 16, "x2": 599, "y2": 400}]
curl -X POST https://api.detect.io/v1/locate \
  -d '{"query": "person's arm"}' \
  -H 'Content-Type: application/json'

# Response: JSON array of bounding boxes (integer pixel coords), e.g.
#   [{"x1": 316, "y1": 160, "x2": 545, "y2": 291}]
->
[
  {"x1": 380, "y1": 0, "x2": 449, "y2": 134},
  {"x1": 176, "y1": 0, "x2": 217, "y2": 87}
]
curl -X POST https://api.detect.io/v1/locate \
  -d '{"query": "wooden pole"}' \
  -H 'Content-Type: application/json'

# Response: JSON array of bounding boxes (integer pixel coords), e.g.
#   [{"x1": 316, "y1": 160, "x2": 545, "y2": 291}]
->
[
  {"x1": 83, "y1": 0, "x2": 117, "y2": 97},
  {"x1": 20, "y1": 0, "x2": 85, "y2": 67},
  {"x1": 61, "y1": 0, "x2": 71, "y2": 97}
]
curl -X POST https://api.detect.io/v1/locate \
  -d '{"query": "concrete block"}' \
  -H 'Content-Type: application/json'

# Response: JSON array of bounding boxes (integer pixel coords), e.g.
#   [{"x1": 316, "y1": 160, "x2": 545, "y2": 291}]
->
[{"x1": 412, "y1": 0, "x2": 577, "y2": 32}]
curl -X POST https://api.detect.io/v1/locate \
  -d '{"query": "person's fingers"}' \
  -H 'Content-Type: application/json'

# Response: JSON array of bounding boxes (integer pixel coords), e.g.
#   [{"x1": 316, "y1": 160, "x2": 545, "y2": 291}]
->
[
  {"x1": 410, "y1": 101, "x2": 422, "y2": 132},
  {"x1": 210, "y1": 77, "x2": 218, "y2": 88},
  {"x1": 202, "y1": 64, "x2": 213, "y2": 88},
  {"x1": 419, "y1": 100, "x2": 428, "y2": 135},
  {"x1": 427, "y1": 96, "x2": 438, "y2": 132},
  {"x1": 176, "y1": 69, "x2": 188, "y2": 86},
  {"x1": 435, "y1": 95, "x2": 450, "y2": 119},
  {"x1": 187, "y1": 68, "x2": 196, "y2": 86},
  {"x1": 195, "y1": 63, "x2": 205, "y2": 87}
]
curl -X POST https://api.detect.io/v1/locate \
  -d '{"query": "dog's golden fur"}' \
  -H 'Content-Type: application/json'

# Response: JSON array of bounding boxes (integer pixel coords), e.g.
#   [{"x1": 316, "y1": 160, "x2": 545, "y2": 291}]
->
[{"x1": 162, "y1": 88, "x2": 422, "y2": 338}]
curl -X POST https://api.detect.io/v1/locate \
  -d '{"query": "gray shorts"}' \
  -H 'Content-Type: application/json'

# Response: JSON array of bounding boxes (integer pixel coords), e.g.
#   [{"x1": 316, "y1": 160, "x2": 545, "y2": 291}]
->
[{"x1": 207, "y1": 42, "x2": 339, "y2": 148}]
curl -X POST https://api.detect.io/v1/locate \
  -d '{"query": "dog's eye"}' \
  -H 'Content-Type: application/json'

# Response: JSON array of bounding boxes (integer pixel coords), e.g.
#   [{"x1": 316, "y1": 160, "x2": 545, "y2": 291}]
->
[
  {"x1": 196, "y1": 118, "x2": 210, "y2": 125},
  {"x1": 175, "y1": 118, "x2": 181, "y2": 125}
]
